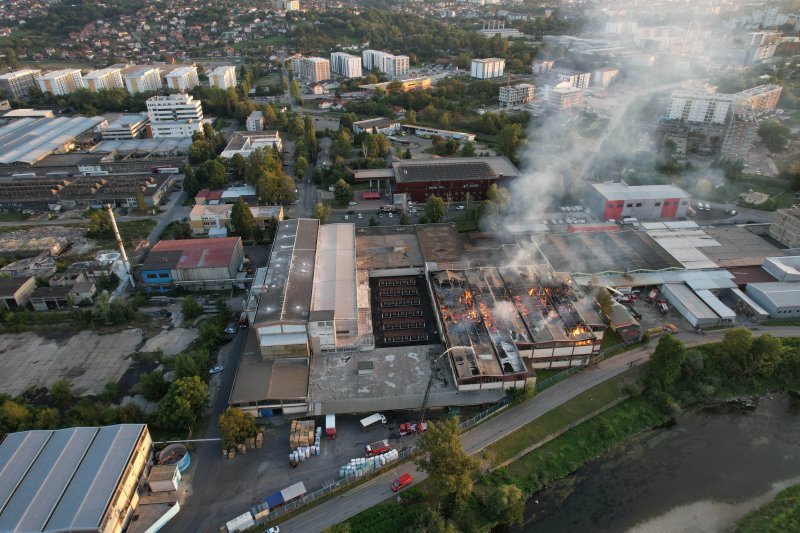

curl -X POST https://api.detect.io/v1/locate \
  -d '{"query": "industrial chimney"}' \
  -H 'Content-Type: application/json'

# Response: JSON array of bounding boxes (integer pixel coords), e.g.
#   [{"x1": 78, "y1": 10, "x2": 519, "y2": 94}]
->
[{"x1": 105, "y1": 204, "x2": 135, "y2": 288}]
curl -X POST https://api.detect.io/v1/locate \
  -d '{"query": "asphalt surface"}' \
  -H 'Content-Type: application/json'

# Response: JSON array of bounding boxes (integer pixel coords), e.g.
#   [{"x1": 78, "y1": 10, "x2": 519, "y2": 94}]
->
[{"x1": 278, "y1": 326, "x2": 800, "y2": 533}]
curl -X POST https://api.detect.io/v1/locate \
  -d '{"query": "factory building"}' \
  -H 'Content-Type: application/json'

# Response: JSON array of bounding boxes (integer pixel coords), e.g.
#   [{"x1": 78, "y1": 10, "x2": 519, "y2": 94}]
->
[
  {"x1": 352, "y1": 117, "x2": 401, "y2": 135},
  {"x1": 99, "y1": 114, "x2": 149, "y2": 140},
  {"x1": 0, "y1": 116, "x2": 106, "y2": 165},
  {"x1": 746, "y1": 282, "x2": 800, "y2": 318},
  {"x1": 585, "y1": 182, "x2": 691, "y2": 221},
  {"x1": 139, "y1": 237, "x2": 244, "y2": 292}
]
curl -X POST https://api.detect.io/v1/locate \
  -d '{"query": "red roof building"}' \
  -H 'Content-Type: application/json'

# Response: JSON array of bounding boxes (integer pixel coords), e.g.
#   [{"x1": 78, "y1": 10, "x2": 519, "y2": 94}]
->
[{"x1": 140, "y1": 237, "x2": 244, "y2": 292}]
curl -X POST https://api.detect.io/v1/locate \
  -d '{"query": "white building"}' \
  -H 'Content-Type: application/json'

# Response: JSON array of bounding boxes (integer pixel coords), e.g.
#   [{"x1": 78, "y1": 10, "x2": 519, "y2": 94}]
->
[
  {"x1": 553, "y1": 68, "x2": 592, "y2": 89},
  {"x1": 277, "y1": 0, "x2": 300, "y2": 10},
  {"x1": 666, "y1": 92, "x2": 733, "y2": 124},
  {"x1": 221, "y1": 131, "x2": 283, "y2": 158},
  {"x1": 83, "y1": 67, "x2": 124, "y2": 92},
  {"x1": 549, "y1": 84, "x2": 584, "y2": 110},
  {"x1": 36, "y1": 69, "x2": 84, "y2": 95},
  {"x1": 165, "y1": 66, "x2": 200, "y2": 92},
  {"x1": 246, "y1": 110, "x2": 264, "y2": 132},
  {"x1": 471, "y1": 58, "x2": 505, "y2": 79},
  {"x1": 146, "y1": 93, "x2": 204, "y2": 138},
  {"x1": 499, "y1": 83, "x2": 535, "y2": 107},
  {"x1": 0, "y1": 69, "x2": 42, "y2": 99},
  {"x1": 124, "y1": 67, "x2": 162, "y2": 95},
  {"x1": 99, "y1": 113, "x2": 149, "y2": 140},
  {"x1": 298, "y1": 57, "x2": 330, "y2": 83},
  {"x1": 330, "y1": 52, "x2": 363, "y2": 78},
  {"x1": 362, "y1": 50, "x2": 410, "y2": 80},
  {"x1": 209, "y1": 66, "x2": 237, "y2": 90}
]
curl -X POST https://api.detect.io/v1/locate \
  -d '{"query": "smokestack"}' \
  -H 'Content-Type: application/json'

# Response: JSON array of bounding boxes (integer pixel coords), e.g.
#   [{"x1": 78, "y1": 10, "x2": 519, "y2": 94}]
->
[{"x1": 105, "y1": 204, "x2": 135, "y2": 288}]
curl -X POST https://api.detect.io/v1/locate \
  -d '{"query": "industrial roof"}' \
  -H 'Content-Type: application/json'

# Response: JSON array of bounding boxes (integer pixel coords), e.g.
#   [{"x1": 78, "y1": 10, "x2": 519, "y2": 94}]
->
[
  {"x1": 662, "y1": 283, "x2": 720, "y2": 321},
  {"x1": 355, "y1": 225, "x2": 424, "y2": 270},
  {"x1": 92, "y1": 138, "x2": 191, "y2": 154},
  {"x1": 0, "y1": 424, "x2": 146, "y2": 533},
  {"x1": 394, "y1": 156, "x2": 520, "y2": 184},
  {"x1": 416, "y1": 224, "x2": 466, "y2": 266},
  {"x1": 352, "y1": 117, "x2": 399, "y2": 129},
  {"x1": 144, "y1": 237, "x2": 240, "y2": 271},
  {"x1": 311, "y1": 224, "x2": 358, "y2": 320},
  {"x1": 0, "y1": 276, "x2": 33, "y2": 296},
  {"x1": 0, "y1": 117, "x2": 105, "y2": 165},
  {"x1": 590, "y1": 182, "x2": 690, "y2": 201},
  {"x1": 746, "y1": 282, "x2": 800, "y2": 309},
  {"x1": 695, "y1": 289, "x2": 736, "y2": 319}
]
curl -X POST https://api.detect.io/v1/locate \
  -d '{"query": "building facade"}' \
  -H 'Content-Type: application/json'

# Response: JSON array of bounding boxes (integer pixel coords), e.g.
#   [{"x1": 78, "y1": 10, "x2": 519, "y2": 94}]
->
[
  {"x1": 36, "y1": 69, "x2": 84, "y2": 96},
  {"x1": 123, "y1": 67, "x2": 162, "y2": 95},
  {"x1": 553, "y1": 68, "x2": 592, "y2": 88},
  {"x1": 735, "y1": 84, "x2": 782, "y2": 116},
  {"x1": 140, "y1": 237, "x2": 244, "y2": 291},
  {"x1": 246, "y1": 110, "x2": 264, "y2": 132},
  {"x1": 362, "y1": 50, "x2": 409, "y2": 80},
  {"x1": 208, "y1": 65, "x2": 237, "y2": 90},
  {"x1": 585, "y1": 182, "x2": 691, "y2": 221},
  {"x1": 549, "y1": 85, "x2": 584, "y2": 109},
  {"x1": 592, "y1": 67, "x2": 619, "y2": 88},
  {"x1": 99, "y1": 114, "x2": 149, "y2": 140},
  {"x1": 189, "y1": 203, "x2": 232, "y2": 235},
  {"x1": 146, "y1": 93, "x2": 204, "y2": 138},
  {"x1": 769, "y1": 207, "x2": 800, "y2": 249},
  {"x1": 330, "y1": 52, "x2": 363, "y2": 78},
  {"x1": 221, "y1": 131, "x2": 282, "y2": 158},
  {"x1": 298, "y1": 57, "x2": 330, "y2": 82},
  {"x1": 0, "y1": 69, "x2": 41, "y2": 99},
  {"x1": 499, "y1": 83, "x2": 535, "y2": 107},
  {"x1": 165, "y1": 66, "x2": 200, "y2": 92},
  {"x1": 83, "y1": 67, "x2": 124, "y2": 92},
  {"x1": 392, "y1": 156, "x2": 520, "y2": 202},
  {"x1": 471, "y1": 58, "x2": 505, "y2": 79}
]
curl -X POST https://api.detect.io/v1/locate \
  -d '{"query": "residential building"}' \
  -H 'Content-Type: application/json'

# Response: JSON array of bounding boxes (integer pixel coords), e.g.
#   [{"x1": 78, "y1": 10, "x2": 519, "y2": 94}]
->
[
  {"x1": 277, "y1": 0, "x2": 300, "y2": 10},
  {"x1": 0, "y1": 424, "x2": 152, "y2": 533},
  {"x1": 139, "y1": 237, "x2": 244, "y2": 291},
  {"x1": 146, "y1": 93, "x2": 203, "y2": 138},
  {"x1": 330, "y1": 52, "x2": 363, "y2": 78},
  {"x1": 123, "y1": 67, "x2": 162, "y2": 95},
  {"x1": 745, "y1": 31, "x2": 781, "y2": 65},
  {"x1": 297, "y1": 57, "x2": 330, "y2": 83},
  {"x1": 246, "y1": 110, "x2": 264, "y2": 132},
  {"x1": 548, "y1": 84, "x2": 584, "y2": 109},
  {"x1": 735, "y1": 84, "x2": 782, "y2": 116},
  {"x1": 585, "y1": 181, "x2": 691, "y2": 221},
  {"x1": 189, "y1": 203, "x2": 232, "y2": 235},
  {"x1": 471, "y1": 58, "x2": 505, "y2": 79},
  {"x1": 165, "y1": 66, "x2": 199, "y2": 92},
  {"x1": 362, "y1": 50, "x2": 409, "y2": 80},
  {"x1": 0, "y1": 276, "x2": 36, "y2": 310},
  {"x1": 531, "y1": 59, "x2": 554, "y2": 74},
  {"x1": 769, "y1": 206, "x2": 800, "y2": 249},
  {"x1": 0, "y1": 69, "x2": 41, "y2": 99},
  {"x1": 99, "y1": 114, "x2": 149, "y2": 140},
  {"x1": 352, "y1": 117, "x2": 400, "y2": 135},
  {"x1": 499, "y1": 83, "x2": 535, "y2": 107},
  {"x1": 552, "y1": 68, "x2": 591, "y2": 89},
  {"x1": 35, "y1": 69, "x2": 84, "y2": 96},
  {"x1": 221, "y1": 131, "x2": 282, "y2": 158},
  {"x1": 208, "y1": 65, "x2": 237, "y2": 90},
  {"x1": 592, "y1": 67, "x2": 619, "y2": 88},
  {"x1": 83, "y1": 66, "x2": 124, "y2": 92},
  {"x1": 665, "y1": 91, "x2": 732, "y2": 124},
  {"x1": 720, "y1": 103, "x2": 758, "y2": 161}
]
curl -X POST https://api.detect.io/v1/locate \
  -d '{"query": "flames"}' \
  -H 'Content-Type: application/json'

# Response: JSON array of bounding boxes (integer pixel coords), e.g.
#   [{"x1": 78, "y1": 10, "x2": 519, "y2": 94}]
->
[{"x1": 568, "y1": 324, "x2": 590, "y2": 338}]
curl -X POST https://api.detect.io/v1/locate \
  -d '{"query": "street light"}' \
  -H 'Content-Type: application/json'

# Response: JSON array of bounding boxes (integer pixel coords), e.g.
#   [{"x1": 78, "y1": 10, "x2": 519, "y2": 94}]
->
[{"x1": 420, "y1": 345, "x2": 473, "y2": 424}]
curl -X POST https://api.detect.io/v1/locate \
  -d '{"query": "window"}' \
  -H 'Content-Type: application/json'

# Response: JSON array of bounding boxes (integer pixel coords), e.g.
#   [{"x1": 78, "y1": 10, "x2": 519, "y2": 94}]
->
[
  {"x1": 146, "y1": 273, "x2": 158, "y2": 279},
  {"x1": 158, "y1": 273, "x2": 169, "y2": 278},
  {"x1": 655, "y1": 202, "x2": 661, "y2": 206},
  {"x1": 635, "y1": 203, "x2": 642, "y2": 207},
  {"x1": 626, "y1": 203, "x2": 632, "y2": 208}
]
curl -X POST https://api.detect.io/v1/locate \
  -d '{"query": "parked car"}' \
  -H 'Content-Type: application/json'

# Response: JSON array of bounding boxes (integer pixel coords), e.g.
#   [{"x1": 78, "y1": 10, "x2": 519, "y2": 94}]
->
[
  {"x1": 391, "y1": 473, "x2": 413, "y2": 492},
  {"x1": 348, "y1": 201, "x2": 358, "y2": 206},
  {"x1": 456, "y1": 205, "x2": 465, "y2": 210},
  {"x1": 224, "y1": 326, "x2": 238, "y2": 334},
  {"x1": 209, "y1": 365, "x2": 224, "y2": 375}
]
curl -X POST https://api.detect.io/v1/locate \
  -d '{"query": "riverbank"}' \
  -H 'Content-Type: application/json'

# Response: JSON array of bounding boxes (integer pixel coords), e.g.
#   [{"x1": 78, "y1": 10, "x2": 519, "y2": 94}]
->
[{"x1": 735, "y1": 482, "x2": 800, "y2": 532}]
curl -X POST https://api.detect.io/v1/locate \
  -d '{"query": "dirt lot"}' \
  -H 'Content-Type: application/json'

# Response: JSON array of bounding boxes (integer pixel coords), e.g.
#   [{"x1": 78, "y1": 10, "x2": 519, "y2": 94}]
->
[
  {"x1": 140, "y1": 328, "x2": 199, "y2": 356},
  {"x1": 0, "y1": 329, "x2": 144, "y2": 397}
]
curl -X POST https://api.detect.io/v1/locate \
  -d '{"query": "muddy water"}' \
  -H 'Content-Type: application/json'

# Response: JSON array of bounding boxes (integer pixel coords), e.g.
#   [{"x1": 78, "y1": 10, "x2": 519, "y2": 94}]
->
[{"x1": 524, "y1": 394, "x2": 800, "y2": 532}]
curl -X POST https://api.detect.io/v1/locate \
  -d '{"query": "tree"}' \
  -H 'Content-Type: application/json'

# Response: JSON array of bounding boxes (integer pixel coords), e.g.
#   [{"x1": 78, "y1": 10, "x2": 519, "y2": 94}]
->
[
  {"x1": 757, "y1": 119, "x2": 790, "y2": 152},
  {"x1": 400, "y1": 212, "x2": 410, "y2": 225},
  {"x1": 135, "y1": 191, "x2": 148, "y2": 214},
  {"x1": 218, "y1": 407, "x2": 257, "y2": 448},
  {"x1": 369, "y1": 216, "x2": 378, "y2": 226},
  {"x1": 181, "y1": 296, "x2": 203, "y2": 322},
  {"x1": 156, "y1": 376, "x2": 208, "y2": 431},
  {"x1": 718, "y1": 328, "x2": 783, "y2": 379},
  {"x1": 228, "y1": 153, "x2": 247, "y2": 181},
  {"x1": 0, "y1": 400, "x2": 30, "y2": 432},
  {"x1": 596, "y1": 288, "x2": 613, "y2": 317},
  {"x1": 424, "y1": 195, "x2": 447, "y2": 223},
  {"x1": 136, "y1": 371, "x2": 169, "y2": 401},
  {"x1": 415, "y1": 417, "x2": 477, "y2": 508},
  {"x1": 486, "y1": 484, "x2": 525, "y2": 527},
  {"x1": 289, "y1": 79, "x2": 301, "y2": 101},
  {"x1": 646, "y1": 335, "x2": 686, "y2": 391},
  {"x1": 295, "y1": 155, "x2": 308, "y2": 178},
  {"x1": 33, "y1": 407, "x2": 60, "y2": 429},
  {"x1": 314, "y1": 202, "x2": 331, "y2": 224},
  {"x1": 333, "y1": 179, "x2": 353, "y2": 207},
  {"x1": 496, "y1": 123, "x2": 525, "y2": 161},
  {"x1": 460, "y1": 141, "x2": 476, "y2": 157},
  {"x1": 199, "y1": 159, "x2": 227, "y2": 189},
  {"x1": 231, "y1": 198, "x2": 256, "y2": 240},
  {"x1": 86, "y1": 209, "x2": 113, "y2": 239},
  {"x1": 50, "y1": 379, "x2": 73, "y2": 409},
  {"x1": 404, "y1": 148, "x2": 412, "y2": 159}
]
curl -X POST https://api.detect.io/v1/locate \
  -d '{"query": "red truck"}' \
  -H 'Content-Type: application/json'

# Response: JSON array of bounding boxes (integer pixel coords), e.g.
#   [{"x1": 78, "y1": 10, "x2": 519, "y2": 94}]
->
[
  {"x1": 391, "y1": 473, "x2": 413, "y2": 492},
  {"x1": 646, "y1": 289, "x2": 659, "y2": 303},
  {"x1": 399, "y1": 422, "x2": 428, "y2": 436},
  {"x1": 365, "y1": 439, "x2": 391, "y2": 457}
]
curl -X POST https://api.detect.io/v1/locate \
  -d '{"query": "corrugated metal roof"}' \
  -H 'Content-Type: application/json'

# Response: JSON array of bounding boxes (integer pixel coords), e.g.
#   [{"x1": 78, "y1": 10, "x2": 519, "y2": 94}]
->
[
  {"x1": 0, "y1": 117, "x2": 105, "y2": 164},
  {"x1": 145, "y1": 237, "x2": 241, "y2": 270},
  {"x1": 662, "y1": 283, "x2": 720, "y2": 320},
  {"x1": 591, "y1": 182, "x2": 690, "y2": 201},
  {"x1": 311, "y1": 224, "x2": 357, "y2": 320},
  {"x1": 747, "y1": 282, "x2": 800, "y2": 308},
  {"x1": 695, "y1": 289, "x2": 736, "y2": 319},
  {"x1": 281, "y1": 482, "x2": 307, "y2": 501}
]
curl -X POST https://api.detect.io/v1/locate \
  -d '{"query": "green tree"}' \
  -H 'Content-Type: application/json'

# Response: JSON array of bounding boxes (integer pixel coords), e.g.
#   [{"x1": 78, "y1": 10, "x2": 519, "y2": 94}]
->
[
  {"x1": 33, "y1": 407, "x2": 61, "y2": 429},
  {"x1": 135, "y1": 191, "x2": 148, "y2": 214},
  {"x1": 228, "y1": 153, "x2": 247, "y2": 181},
  {"x1": 295, "y1": 155, "x2": 309, "y2": 178},
  {"x1": 646, "y1": 335, "x2": 686, "y2": 391},
  {"x1": 369, "y1": 216, "x2": 378, "y2": 226},
  {"x1": 289, "y1": 79, "x2": 301, "y2": 101},
  {"x1": 181, "y1": 296, "x2": 203, "y2": 322},
  {"x1": 404, "y1": 148, "x2": 412, "y2": 159},
  {"x1": 400, "y1": 212, "x2": 410, "y2": 225},
  {"x1": 218, "y1": 407, "x2": 257, "y2": 448},
  {"x1": 173, "y1": 350, "x2": 209, "y2": 379},
  {"x1": 595, "y1": 288, "x2": 614, "y2": 317},
  {"x1": 50, "y1": 379, "x2": 73, "y2": 409},
  {"x1": 86, "y1": 209, "x2": 113, "y2": 239},
  {"x1": 199, "y1": 159, "x2": 227, "y2": 189},
  {"x1": 333, "y1": 179, "x2": 353, "y2": 207},
  {"x1": 424, "y1": 195, "x2": 447, "y2": 223},
  {"x1": 156, "y1": 376, "x2": 208, "y2": 431},
  {"x1": 415, "y1": 417, "x2": 477, "y2": 508},
  {"x1": 0, "y1": 400, "x2": 30, "y2": 432},
  {"x1": 460, "y1": 141, "x2": 476, "y2": 157},
  {"x1": 231, "y1": 198, "x2": 256, "y2": 240},
  {"x1": 495, "y1": 123, "x2": 525, "y2": 162},
  {"x1": 487, "y1": 484, "x2": 525, "y2": 527},
  {"x1": 314, "y1": 202, "x2": 331, "y2": 224},
  {"x1": 757, "y1": 119, "x2": 790, "y2": 152},
  {"x1": 135, "y1": 371, "x2": 169, "y2": 402}
]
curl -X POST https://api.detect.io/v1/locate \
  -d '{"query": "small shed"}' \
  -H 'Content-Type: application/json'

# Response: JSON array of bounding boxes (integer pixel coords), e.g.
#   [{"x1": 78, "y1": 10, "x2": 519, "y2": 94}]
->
[{"x1": 148, "y1": 464, "x2": 180, "y2": 493}]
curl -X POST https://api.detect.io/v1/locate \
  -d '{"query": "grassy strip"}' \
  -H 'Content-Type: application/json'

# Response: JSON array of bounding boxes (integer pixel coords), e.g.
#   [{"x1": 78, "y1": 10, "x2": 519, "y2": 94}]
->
[
  {"x1": 736, "y1": 484, "x2": 800, "y2": 533},
  {"x1": 483, "y1": 366, "x2": 644, "y2": 466}
]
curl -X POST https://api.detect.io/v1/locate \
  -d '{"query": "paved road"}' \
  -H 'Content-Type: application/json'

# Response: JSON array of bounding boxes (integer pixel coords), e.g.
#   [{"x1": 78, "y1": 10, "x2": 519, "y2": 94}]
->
[{"x1": 279, "y1": 326, "x2": 800, "y2": 533}]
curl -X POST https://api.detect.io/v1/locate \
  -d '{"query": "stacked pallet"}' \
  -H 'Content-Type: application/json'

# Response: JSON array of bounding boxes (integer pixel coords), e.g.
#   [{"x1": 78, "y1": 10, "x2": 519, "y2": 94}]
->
[
  {"x1": 289, "y1": 420, "x2": 315, "y2": 448},
  {"x1": 255, "y1": 431, "x2": 264, "y2": 449}
]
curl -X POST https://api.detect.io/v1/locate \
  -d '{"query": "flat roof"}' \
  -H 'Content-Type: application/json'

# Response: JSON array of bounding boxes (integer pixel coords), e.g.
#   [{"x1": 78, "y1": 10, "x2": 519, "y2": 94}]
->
[
  {"x1": 222, "y1": 131, "x2": 281, "y2": 152},
  {"x1": 394, "y1": 156, "x2": 520, "y2": 183},
  {"x1": 695, "y1": 289, "x2": 736, "y2": 319},
  {"x1": 0, "y1": 425, "x2": 146, "y2": 533},
  {"x1": 144, "y1": 237, "x2": 240, "y2": 270},
  {"x1": 92, "y1": 138, "x2": 191, "y2": 153},
  {"x1": 416, "y1": 224, "x2": 466, "y2": 266},
  {"x1": 355, "y1": 225, "x2": 424, "y2": 271},
  {"x1": 0, "y1": 276, "x2": 32, "y2": 295},
  {"x1": 0, "y1": 117, "x2": 106, "y2": 165},
  {"x1": 268, "y1": 360, "x2": 310, "y2": 399},
  {"x1": 590, "y1": 181, "x2": 690, "y2": 200},
  {"x1": 662, "y1": 283, "x2": 720, "y2": 320},
  {"x1": 311, "y1": 224, "x2": 357, "y2": 320},
  {"x1": 257, "y1": 219, "x2": 319, "y2": 324},
  {"x1": 747, "y1": 282, "x2": 800, "y2": 308},
  {"x1": 352, "y1": 117, "x2": 399, "y2": 128}
]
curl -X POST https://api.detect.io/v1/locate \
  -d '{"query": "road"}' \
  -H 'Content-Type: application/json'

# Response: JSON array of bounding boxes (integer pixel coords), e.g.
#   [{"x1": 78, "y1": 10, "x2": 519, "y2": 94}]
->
[{"x1": 278, "y1": 326, "x2": 800, "y2": 532}]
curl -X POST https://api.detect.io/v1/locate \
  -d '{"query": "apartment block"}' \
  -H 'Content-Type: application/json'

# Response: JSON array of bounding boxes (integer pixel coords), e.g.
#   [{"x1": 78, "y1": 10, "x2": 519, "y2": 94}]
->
[
  {"x1": 331, "y1": 52, "x2": 363, "y2": 78},
  {"x1": 83, "y1": 66, "x2": 124, "y2": 92},
  {"x1": 165, "y1": 66, "x2": 200, "y2": 92},
  {"x1": 298, "y1": 57, "x2": 330, "y2": 82},
  {"x1": 665, "y1": 92, "x2": 733, "y2": 124},
  {"x1": 471, "y1": 58, "x2": 505, "y2": 79},
  {"x1": 552, "y1": 68, "x2": 592, "y2": 89},
  {"x1": 0, "y1": 69, "x2": 41, "y2": 99},
  {"x1": 146, "y1": 93, "x2": 203, "y2": 138},
  {"x1": 36, "y1": 69, "x2": 84, "y2": 96},
  {"x1": 735, "y1": 84, "x2": 782, "y2": 116},
  {"x1": 768, "y1": 207, "x2": 800, "y2": 249},
  {"x1": 123, "y1": 67, "x2": 162, "y2": 95},
  {"x1": 209, "y1": 65, "x2": 237, "y2": 90},
  {"x1": 386, "y1": 55, "x2": 410, "y2": 80},
  {"x1": 362, "y1": 50, "x2": 410, "y2": 80},
  {"x1": 549, "y1": 85, "x2": 584, "y2": 109},
  {"x1": 499, "y1": 83, "x2": 535, "y2": 107},
  {"x1": 531, "y1": 59, "x2": 554, "y2": 74},
  {"x1": 247, "y1": 110, "x2": 264, "y2": 132},
  {"x1": 592, "y1": 67, "x2": 619, "y2": 88}
]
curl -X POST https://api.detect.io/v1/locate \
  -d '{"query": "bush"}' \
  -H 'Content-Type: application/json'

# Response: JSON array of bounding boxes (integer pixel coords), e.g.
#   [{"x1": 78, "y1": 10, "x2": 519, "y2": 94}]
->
[{"x1": 181, "y1": 296, "x2": 203, "y2": 322}]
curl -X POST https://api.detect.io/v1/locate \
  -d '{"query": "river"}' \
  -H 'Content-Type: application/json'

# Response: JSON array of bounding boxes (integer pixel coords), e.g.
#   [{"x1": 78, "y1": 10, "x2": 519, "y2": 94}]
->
[{"x1": 523, "y1": 394, "x2": 800, "y2": 532}]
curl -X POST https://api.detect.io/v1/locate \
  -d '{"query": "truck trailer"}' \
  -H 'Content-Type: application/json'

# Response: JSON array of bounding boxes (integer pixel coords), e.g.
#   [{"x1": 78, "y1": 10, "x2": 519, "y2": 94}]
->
[
  {"x1": 263, "y1": 481, "x2": 307, "y2": 511},
  {"x1": 326, "y1": 414, "x2": 336, "y2": 439},
  {"x1": 359, "y1": 412, "x2": 387, "y2": 431},
  {"x1": 365, "y1": 439, "x2": 391, "y2": 457}
]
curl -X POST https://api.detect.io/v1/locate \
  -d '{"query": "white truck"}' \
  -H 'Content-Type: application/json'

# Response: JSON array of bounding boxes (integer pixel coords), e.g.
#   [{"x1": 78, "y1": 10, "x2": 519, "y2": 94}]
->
[
  {"x1": 360, "y1": 412, "x2": 387, "y2": 431},
  {"x1": 326, "y1": 414, "x2": 336, "y2": 439}
]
